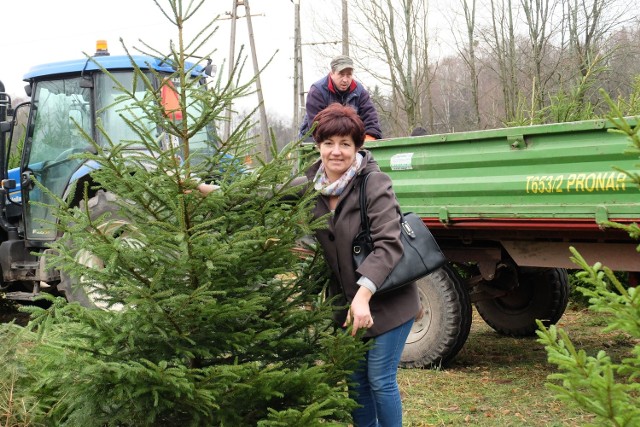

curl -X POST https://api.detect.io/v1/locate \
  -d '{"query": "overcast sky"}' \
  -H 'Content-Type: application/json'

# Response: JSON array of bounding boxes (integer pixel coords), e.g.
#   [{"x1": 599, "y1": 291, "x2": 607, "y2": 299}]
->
[{"x1": 0, "y1": 0, "x2": 336, "y2": 124}]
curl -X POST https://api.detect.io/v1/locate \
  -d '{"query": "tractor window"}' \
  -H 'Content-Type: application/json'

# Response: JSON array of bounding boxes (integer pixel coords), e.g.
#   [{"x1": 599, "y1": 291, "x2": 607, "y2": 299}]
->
[
  {"x1": 95, "y1": 72, "x2": 156, "y2": 147},
  {"x1": 24, "y1": 77, "x2": 93, "y2": 240},
  {"x1": 29, "y1": 79, "x2": 92, "y2": 165},
  {"x1": 159, "y1": 77, "x2": 218, "y2": 163},
  {"x1": 95, "y1": 72, "x2": 216, "y2": 162}
]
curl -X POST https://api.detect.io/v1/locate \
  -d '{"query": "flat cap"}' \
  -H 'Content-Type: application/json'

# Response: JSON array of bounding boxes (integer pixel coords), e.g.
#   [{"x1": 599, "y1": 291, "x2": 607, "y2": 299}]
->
[{"x1": 330, "y1": 55, "x2": 354, "y2": 72}]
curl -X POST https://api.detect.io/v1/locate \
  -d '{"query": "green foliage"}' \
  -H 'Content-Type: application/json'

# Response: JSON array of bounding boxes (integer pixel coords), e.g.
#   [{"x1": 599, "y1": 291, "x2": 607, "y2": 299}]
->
[
  {"x1": 515, "y1": 60, "x2": 640, "y2": 129},
  {"x1": 508, "y1": 81, "x2": 598, "y2": 127},
  {"x1": 8, "y1": 130, "x2": 24, "y2": 169},
  {"x1": 545, "y1": 89, "x2": 596, "y2": 123},
  {"x1": 610, "y1": 75, "x2": 640, "y2": 117},
  {"x1": 0, "y1": 1, "x2": 365, "y2": 425},
  {"x1": 536, "y1": 252, "x2": 640, "y2": 427},
  {"x1": 567, "y1": 269, "x2": 634, "y2": 309},
  {"x1": 536, "y1": 109, "x2": 640, "y2": 426},
  {"x1": 567, "y1": 269, "x2": 591, "y2": 308},
  {"x1": 0, "y1": 322, "x2": 41, "y2": 426},
  {"x1": 508, "y1": 55, "x2": 631, "y2": 127}
]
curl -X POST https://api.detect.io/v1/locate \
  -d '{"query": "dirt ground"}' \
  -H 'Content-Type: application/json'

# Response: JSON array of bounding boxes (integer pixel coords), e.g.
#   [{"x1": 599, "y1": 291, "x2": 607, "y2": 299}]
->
[{"x1": 0, "y1": 300, "x2": 32, "y2": 326}]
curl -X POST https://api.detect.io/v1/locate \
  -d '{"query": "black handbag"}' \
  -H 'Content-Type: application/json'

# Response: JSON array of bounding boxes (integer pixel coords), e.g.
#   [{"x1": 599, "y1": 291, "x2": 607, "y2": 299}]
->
[{"x1": 352, "y1": 173, "x2": 447, "y2": 294}]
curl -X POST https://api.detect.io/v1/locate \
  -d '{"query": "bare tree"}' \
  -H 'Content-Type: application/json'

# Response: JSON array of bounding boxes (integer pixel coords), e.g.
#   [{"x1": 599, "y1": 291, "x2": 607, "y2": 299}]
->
[
  {"x1": 567, "y1": 0, "x2": 604, "y2": 77},
  {"x1": 564, "y1": 0, "x2": 627, "y2": 106},
  {"x1": 482, "y1": 0, "x2": 521, "y2": 123},
  {"x1": 457, "y1": 0, "x2": 481, "y2": 128},
  {"x1": 350, "y1": 0, "x2": 434, "y2": 136},
  {"x1": 598, "y1": 23, "x2": 640, "y2": 101},
  {"x1": 431, "y1": 56, "x2": 474, "y2": 132},
  {"x1": 521, "y1": 0, "x2": 563, "y2": 115},
  {"x1": 304, "y1": 0, "x2": 635, "y2": 132}
]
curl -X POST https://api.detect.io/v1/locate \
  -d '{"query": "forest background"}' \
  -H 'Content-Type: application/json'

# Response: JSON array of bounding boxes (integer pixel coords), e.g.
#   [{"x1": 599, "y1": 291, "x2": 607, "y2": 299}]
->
[{"x1": 304, "y1": 0, "x2": 640, "y2": 139}]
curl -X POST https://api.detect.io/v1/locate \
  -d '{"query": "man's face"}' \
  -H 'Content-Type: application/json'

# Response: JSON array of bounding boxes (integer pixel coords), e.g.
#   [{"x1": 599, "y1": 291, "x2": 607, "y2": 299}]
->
[{"x1": 330, "y1": 68, "x2": 354, "y2": 91}]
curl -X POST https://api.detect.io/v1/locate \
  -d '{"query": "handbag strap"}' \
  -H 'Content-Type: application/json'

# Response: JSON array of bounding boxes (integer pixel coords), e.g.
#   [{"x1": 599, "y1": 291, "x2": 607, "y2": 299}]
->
[
  {"x1": 359, "y1": 173, "x2": 406, "y2": 235},
  {"x1": 358, "y1": 173, "x2": 372, "y2": 236}
]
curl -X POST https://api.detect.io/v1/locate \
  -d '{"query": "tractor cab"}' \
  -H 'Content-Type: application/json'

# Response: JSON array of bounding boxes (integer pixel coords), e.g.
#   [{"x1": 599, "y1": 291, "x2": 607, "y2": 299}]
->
[{"x1": 0, "y1": 41, "x2": 216, "y2": 299}]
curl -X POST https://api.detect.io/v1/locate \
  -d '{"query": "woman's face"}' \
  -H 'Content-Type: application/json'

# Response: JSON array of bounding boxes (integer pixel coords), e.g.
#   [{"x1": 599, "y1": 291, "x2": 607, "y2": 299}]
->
[{"x1": 318, "y1": 135, "x2": 357, "y2": 182}]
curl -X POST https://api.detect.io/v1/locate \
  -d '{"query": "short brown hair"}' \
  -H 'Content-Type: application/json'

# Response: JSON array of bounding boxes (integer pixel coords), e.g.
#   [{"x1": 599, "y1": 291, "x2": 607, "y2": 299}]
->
[{"x1": 312, "y1": 103, "x2": 365, "y2": 148}]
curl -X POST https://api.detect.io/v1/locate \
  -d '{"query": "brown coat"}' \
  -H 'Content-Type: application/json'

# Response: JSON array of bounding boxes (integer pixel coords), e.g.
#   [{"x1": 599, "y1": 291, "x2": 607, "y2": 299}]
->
[{"x1": 305, "y1": 150, "x2": 420, "y2": 337}]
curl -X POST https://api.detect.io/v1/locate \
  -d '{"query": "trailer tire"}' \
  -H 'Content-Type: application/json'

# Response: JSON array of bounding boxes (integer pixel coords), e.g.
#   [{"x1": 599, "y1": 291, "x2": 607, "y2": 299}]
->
[
  {"x1": 475, "y1": 267, "x2": 569, "y2": 336},
  {"x1": 400, "y1": 265, "x2": 472, "y2": 368},
  {"x1": 57, "y1": 190, "x2": 140, "y2": 309}
]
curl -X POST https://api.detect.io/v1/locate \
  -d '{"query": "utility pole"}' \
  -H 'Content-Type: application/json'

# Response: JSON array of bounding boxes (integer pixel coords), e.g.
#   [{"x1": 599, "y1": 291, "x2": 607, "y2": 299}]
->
[
  {"x1": 224, "y1": 0, "x2": 271, "y2": 161},
  {"x1": 296, "y1": 0, "x2": 343, "y2": 130},
  {"x1": 223, "y1": 0, "x2": 239, "y2": 143},
  {"x1": 243, "y1": 0, "x2": 271, "y2": 161},
  {"x1": 342, "y1": 0, "x2": 349, "y2": 56},
  {"x1": 292, "y1": 0, "x2": 304, "y2": 129}
]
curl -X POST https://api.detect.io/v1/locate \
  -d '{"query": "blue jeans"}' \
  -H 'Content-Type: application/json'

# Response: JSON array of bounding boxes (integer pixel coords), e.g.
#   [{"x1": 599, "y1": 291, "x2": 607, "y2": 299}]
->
[{"x1": 350, "y1": 318, "x2": 414, "y2": 427}]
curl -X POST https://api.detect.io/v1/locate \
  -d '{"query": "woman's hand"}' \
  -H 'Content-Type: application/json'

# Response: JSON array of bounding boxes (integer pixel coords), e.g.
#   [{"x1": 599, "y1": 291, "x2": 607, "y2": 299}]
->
[
  {"x1": 196, "y1": 183, "x2": 220, "y2": 195},
  {"x1": 344, "y1": 286, "x2": 374, "y2": 336}
]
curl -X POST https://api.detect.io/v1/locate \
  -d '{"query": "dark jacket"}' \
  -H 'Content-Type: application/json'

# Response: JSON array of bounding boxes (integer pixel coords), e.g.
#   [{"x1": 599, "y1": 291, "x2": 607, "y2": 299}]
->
[
  {"x1": 299, "y1": 75, "x2": 383, "y2": 140},
  {"x1": 305, "y1": 150, "x2": 420, "y2": 337}
]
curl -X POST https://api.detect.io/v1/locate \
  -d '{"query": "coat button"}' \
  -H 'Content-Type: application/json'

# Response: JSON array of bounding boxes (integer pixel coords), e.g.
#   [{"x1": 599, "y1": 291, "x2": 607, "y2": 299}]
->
[{"x1": 328, "y1": 233, "x2": 335, "y2": 241}]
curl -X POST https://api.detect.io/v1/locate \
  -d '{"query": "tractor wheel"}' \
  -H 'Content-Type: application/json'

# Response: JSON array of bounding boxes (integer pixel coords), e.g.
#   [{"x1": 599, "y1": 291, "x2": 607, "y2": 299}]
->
[
  {"x1": 400, "y1": 265, "x2": 472, "y2": 368},
  {"x1": 475, "y1": 267, "x2": 569, "y2": 336},
  {"x1": 57, "y1": 190, "x2": 142, "y2": 309}
]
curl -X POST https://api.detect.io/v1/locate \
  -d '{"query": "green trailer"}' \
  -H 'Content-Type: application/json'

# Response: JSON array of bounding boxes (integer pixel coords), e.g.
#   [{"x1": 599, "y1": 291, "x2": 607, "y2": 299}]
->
[{"x1": 366, "y1": 118, "x2": 639, "y2": 367}]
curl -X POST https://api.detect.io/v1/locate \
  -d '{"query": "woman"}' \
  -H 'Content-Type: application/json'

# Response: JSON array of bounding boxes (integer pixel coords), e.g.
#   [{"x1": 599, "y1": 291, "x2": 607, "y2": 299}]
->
[
  {"x1": 307, "y1": 103, "x2": 420, "y2": 427},
  {"x1": 198, "y1": 103, "x2": 419, "y2": 426}
]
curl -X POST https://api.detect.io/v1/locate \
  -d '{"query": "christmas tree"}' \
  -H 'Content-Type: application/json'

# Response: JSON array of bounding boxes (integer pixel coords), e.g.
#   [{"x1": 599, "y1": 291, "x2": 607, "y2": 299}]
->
[{"x1": 3, "y1": 1, "x2": 365, "y2": 425}]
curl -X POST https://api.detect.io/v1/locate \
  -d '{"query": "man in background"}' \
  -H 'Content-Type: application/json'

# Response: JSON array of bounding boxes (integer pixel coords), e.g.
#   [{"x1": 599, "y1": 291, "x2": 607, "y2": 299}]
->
[{"x1": 299, "y1": 55, "x2": 382, "y2": 142}]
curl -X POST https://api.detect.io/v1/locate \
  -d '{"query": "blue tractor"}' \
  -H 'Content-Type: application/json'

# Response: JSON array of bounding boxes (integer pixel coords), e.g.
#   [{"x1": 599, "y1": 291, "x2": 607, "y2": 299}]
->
[{"x1": 0, "y1": 42, "x2": 216, "y2": 306}]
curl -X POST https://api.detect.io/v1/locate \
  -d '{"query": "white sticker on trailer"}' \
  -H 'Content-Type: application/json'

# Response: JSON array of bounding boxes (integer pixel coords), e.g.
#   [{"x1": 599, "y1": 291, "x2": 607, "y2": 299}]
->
[{"x1": 390, "y1": 152, "x2": 414, "y2": 170}]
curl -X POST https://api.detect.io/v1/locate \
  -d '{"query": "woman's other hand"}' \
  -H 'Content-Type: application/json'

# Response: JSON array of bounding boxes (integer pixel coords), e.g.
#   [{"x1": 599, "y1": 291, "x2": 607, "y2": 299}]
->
[
  {"x1": 344, "y1": 286, "x2": 374, "y2": 336},
  {"x1": 197, "y1": 183, "x2": 220, "y2": 195}
]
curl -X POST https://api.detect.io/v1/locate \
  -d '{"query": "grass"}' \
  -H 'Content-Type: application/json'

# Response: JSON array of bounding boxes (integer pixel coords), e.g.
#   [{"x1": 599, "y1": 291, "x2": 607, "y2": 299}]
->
[
  {"x1": 398, "y1": 304, "x2": 637, "y2": 426},
  {"x1": 0, "y1": 301, "x2": 635, "y2": 426}
]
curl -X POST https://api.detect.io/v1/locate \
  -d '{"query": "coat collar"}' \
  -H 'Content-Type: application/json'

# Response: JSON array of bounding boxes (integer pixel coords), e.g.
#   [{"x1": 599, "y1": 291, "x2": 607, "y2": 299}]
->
[{"x1": 306, "y1": 149, "x2": 378, "y2": 182}]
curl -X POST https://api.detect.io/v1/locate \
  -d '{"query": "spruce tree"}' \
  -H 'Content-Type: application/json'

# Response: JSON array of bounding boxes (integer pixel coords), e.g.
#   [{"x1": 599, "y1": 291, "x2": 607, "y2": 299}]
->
[
  {"x1": 3, "y1": 1, "x2": 365, "y2": 425},
  {"x1": 536, "y1": 100, "x2": 640, "y2": 426}
]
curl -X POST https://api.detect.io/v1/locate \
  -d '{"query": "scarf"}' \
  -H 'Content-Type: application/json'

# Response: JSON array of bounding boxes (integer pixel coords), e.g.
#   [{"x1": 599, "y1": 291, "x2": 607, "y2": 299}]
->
[{"x1": 313, "y1": 152, "x2": 363, "y2": 196}]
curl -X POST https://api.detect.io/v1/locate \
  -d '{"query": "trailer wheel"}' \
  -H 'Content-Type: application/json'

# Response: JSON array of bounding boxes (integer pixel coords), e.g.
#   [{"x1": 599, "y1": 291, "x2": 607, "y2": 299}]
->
[
  {"x1": 400, "y1": 265, "x2": 472, "y2": 368},
  {"x1": 57, "y1": 190, "x2": 141, "y2": 309},
  {"x1": 475, "y1": 267, "x2": 569, "y2": 336}
]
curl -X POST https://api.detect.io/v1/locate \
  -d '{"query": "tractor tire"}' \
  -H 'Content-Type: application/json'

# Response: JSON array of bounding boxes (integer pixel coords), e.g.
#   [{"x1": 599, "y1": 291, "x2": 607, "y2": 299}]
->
[
  {"x1": 57, "y1": 190, "x2": 140, "y2": 309},
  {"x1": 400, "y1": 265, "x2": 472, "y2": 368},
  {"x1": 475, "y1": 267, "x2": 569, "y2": 336}
]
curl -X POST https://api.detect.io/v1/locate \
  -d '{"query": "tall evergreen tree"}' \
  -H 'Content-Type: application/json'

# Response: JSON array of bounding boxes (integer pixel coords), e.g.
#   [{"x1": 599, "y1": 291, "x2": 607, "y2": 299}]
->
[{"x1": 3, "y1": 1, "x2": 365, "y2": 425}]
